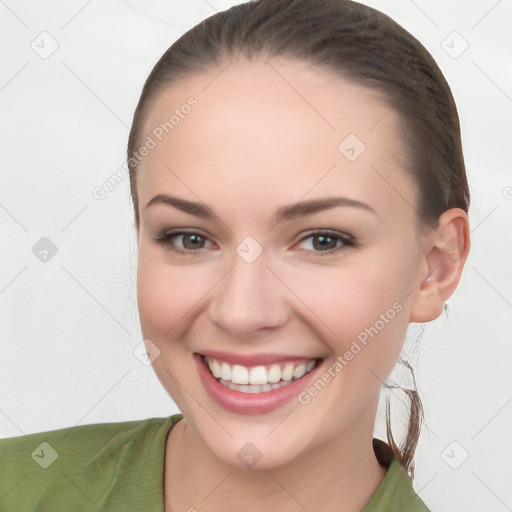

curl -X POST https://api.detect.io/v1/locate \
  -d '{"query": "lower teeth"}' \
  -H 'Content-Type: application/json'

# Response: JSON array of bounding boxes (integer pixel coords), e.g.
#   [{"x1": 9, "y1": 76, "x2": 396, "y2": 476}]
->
[{"x1": 217, "y1": 377, "x2": 299, "y2": 393}]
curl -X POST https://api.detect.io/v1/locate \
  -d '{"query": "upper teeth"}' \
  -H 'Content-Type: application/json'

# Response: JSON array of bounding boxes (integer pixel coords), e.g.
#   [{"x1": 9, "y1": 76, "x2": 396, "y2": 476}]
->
[{"x1": 204, "y1": 357, "x2": 316, "y2": 385}]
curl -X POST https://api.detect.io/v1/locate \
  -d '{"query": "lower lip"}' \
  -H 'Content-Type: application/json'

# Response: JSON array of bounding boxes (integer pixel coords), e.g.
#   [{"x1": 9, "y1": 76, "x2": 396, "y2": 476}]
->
[{"x1": 194, "y1": 353, "x2": 322, "y2": 415}]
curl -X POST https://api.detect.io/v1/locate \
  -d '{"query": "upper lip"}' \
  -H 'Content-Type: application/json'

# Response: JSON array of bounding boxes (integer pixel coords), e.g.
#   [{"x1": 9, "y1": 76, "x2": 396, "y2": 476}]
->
[{"x1": 196, "y1": 350, "x2": 321, "y2": 367}]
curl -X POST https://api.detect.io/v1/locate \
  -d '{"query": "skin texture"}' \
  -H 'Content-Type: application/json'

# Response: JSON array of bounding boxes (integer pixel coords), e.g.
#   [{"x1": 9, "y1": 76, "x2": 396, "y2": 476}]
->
[{"x1": 134, "y1": 59, "x2": 470, "y2": 511}]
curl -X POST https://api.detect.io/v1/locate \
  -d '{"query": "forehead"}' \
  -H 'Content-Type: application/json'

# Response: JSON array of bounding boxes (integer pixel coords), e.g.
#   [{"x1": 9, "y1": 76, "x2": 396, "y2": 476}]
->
[{"x1": 137, "y1": 58, "x2": 417, "y2": 223}]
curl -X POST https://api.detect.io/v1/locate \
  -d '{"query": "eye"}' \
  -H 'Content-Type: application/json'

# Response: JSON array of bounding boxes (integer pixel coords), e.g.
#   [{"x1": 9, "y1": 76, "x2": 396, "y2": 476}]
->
[
  {"x1": 295, "y1": 230, "x2": 357, "y2": 257},
  {"x1": 153, "y1": 229, "x2": 358, "y2": 257},
  {"x1": 153, "y1": 229, "x2": 215, "y2": 256}
]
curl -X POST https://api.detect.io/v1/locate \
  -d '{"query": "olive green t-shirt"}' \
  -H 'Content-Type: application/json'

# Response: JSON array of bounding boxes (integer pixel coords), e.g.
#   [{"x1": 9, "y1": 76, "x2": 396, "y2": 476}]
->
[{"x1": 0, "y1": 413, "x2": 431, "y2": 511}]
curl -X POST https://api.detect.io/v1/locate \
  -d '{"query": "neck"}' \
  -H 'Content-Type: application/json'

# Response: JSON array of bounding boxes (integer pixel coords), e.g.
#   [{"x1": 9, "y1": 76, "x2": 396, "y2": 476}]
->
[{"x1": 164, "y1": 403, "x2": 387, "y2": 512}]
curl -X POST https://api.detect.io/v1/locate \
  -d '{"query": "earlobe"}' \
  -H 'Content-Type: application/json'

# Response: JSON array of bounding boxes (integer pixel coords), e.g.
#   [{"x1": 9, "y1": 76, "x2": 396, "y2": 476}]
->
[{"x1": 409, "y1": 208, "x2": 470, "y2": 323}]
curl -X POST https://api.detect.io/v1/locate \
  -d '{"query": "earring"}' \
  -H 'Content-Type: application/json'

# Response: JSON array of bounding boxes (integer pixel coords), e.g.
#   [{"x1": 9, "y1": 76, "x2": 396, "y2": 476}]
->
[{"x1": 443, "y1": 302, "x2": 449, "y2": 314}]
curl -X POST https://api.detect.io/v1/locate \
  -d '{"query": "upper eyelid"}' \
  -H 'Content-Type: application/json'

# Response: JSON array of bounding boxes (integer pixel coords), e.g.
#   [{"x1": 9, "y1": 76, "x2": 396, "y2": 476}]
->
[{"x1": 157, "y1": 227, "x2": 352, "y2": 239}]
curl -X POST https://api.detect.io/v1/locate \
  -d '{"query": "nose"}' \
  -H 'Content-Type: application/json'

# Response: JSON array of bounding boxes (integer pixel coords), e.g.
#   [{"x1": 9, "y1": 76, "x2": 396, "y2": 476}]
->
[{"x1": 207, "y1": 248, "x2": 290, "y2": 340}]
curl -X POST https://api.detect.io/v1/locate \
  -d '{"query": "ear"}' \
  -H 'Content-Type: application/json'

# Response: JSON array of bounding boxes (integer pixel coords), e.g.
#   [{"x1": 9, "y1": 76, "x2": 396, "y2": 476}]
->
[{"x1": 409, "y1": 208, "x2": 470, "y2": 323}]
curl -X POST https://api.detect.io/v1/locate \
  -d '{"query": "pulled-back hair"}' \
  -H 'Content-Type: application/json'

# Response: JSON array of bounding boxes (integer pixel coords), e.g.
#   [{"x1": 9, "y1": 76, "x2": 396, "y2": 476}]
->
[{"x1": 127, "y1": 0, "x2": 470, "y2": 478}]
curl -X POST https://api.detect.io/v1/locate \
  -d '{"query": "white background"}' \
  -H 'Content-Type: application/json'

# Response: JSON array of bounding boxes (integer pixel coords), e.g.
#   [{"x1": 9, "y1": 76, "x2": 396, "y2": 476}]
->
[{"x1": 1, "y1": 1, "x2": 511, "y2": 510}]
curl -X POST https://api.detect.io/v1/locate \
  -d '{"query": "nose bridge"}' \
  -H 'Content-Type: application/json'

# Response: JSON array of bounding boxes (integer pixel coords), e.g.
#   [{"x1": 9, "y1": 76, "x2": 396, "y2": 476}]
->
[{"x1": 208, "y1": 243, "x2": 288, "y2": 336}]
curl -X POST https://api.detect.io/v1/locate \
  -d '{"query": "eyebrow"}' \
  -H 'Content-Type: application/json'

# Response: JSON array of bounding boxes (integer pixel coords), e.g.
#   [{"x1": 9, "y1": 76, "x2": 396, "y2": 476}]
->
[{"x1": 145, "y1": 194, "x2": 375, "y2": 223}]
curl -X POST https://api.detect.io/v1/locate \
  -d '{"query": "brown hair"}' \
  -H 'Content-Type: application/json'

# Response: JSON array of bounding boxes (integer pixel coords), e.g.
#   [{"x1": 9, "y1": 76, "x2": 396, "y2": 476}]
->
[{"x1": 127, "y1": 0, "x2": 470, "y2": 478}]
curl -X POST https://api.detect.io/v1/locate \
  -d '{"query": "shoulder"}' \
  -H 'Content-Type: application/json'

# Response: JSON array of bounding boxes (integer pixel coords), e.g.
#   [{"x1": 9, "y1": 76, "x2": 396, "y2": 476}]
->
[
  {"x1": 363, "y1": 439, "x2": 432, "y2": 512},
  {"x1": 0, "y1": 413, "x2": 183, "y2": 511},
  {"x1": 0, "y1": 415, "x2": 173, "y2": 467}
]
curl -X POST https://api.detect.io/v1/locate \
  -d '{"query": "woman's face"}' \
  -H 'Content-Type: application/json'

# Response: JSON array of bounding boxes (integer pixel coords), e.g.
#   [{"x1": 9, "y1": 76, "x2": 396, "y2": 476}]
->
[{"x1": 135, "y1": 58, "x2": 430, "y2": 469}]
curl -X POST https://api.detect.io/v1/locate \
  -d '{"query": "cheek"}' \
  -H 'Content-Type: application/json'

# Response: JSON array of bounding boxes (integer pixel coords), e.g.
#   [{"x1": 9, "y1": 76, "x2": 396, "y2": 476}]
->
[
  {"x1": 136, "y1": 248, "x2": 202, "y2": 340},
  {"x1": 136, "y1": 247, "x2": 210, "y2": 410},
  {"x1": 288, "y1": 251, "x2": 415, "y2": 368},
  {"x1": 286, "y1": 261, "x2": 414, "y2": 427}
]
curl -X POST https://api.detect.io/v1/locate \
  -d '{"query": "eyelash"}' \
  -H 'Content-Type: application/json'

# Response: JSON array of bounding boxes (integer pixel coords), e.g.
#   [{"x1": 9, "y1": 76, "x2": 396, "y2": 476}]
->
[{"x1": 153, "y1": 228, "x2": 358, "y2": 257}]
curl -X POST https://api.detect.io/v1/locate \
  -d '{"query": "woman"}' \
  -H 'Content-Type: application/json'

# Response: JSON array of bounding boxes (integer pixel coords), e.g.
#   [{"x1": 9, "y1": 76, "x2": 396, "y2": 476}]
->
[{"x1": 0, "y1": 0, "x2": 471, "y2": 510}]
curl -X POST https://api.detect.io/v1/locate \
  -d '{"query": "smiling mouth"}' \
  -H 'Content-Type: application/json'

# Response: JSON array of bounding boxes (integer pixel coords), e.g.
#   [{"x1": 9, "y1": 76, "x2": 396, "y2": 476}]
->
[{"x1": 200, "y1": 354, "x2": 321, "y2": 394}]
